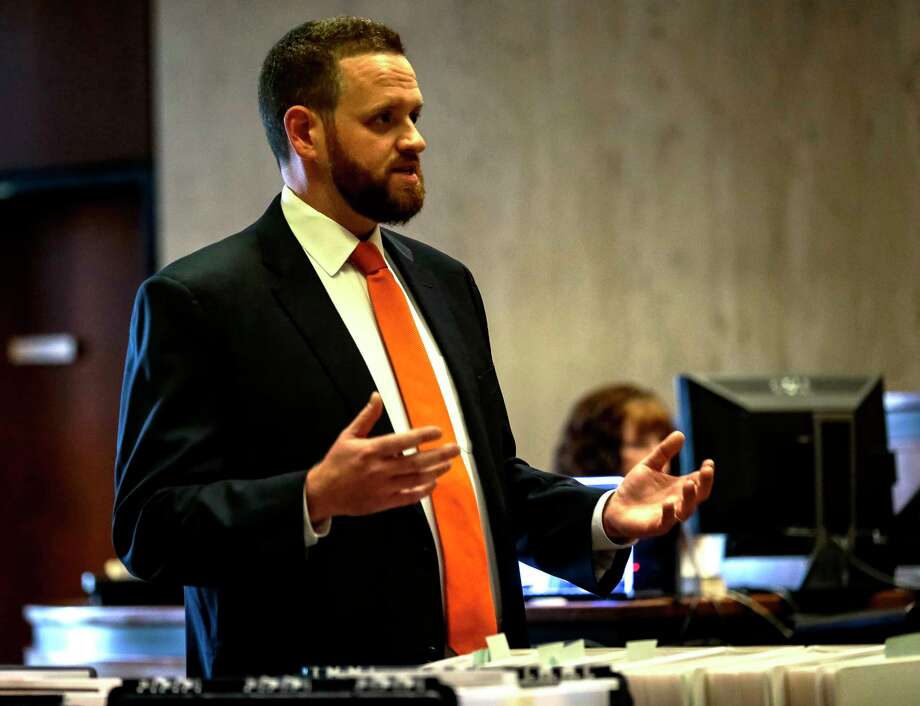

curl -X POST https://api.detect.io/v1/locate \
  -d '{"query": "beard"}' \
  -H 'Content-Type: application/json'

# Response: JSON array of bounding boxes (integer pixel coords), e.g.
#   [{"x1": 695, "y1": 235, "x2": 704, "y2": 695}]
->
[{"x1": 325, "y1": 124, "x2": 425, "y2": 225}]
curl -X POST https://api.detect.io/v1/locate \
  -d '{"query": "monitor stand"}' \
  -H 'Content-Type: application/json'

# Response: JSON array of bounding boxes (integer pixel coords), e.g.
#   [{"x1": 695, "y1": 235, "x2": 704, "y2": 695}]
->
[
  {"x1": 796, "y1": 418, "x2": 887, "y2": 612},
  {"x1": 795, "y1": 536, "x2": 889, "y2": 613}
]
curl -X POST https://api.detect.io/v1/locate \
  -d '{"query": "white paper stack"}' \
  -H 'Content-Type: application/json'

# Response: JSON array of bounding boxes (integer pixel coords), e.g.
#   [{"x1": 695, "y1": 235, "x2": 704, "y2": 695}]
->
[
  {"x1": 414, "y1": 636, "x2": 920, "y2": 705},
  {"x1": 812, "y1": 652, "x2": 920, "y2": 706},
  {"x1": 703, "y1": 645, "x2": 883, "y2": 706},
  {"x1": 614, "y1": 647, "x2": 801, "y2": 706}
]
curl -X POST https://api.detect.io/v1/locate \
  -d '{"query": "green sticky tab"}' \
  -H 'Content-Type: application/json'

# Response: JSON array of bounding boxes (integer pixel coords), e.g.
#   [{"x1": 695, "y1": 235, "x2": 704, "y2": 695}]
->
[
  {"x1": 486, "y1": 633, "x2": 511, "y2": 660},
  {"x1": 470, "y1": 647, "x2": 490, "y2": 667},
  {"x1": 536, "y1": 641, "x2": 565, "y2": 667},
  {"x1": 885, "y1": 632, "x2": 920, "y2": 659},
  {"x1": 626, "y1": 639, "x2": 657, "y2": 661},
  {"x1": 561, "y1": 639, "x2": 586, "y2": 662}
]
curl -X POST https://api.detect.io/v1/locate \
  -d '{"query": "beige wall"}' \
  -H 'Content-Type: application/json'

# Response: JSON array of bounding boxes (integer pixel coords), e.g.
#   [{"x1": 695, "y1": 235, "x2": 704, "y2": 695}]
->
[{"x1": 154, "y1": 0, "x2": 920, "y2": 470}]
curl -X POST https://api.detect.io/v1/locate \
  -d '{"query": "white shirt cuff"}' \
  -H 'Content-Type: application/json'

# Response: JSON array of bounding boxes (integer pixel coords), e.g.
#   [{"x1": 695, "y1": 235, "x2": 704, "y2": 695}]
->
[
  {"x1": 592, "y1": 489, "x2": 636, "y2": 582},
  {"x1": 592, "y1": 489, "x2": 638, "y2": 550},
  {"x1": 303, "y1": 477, "x2": 332, "y2": 546}
]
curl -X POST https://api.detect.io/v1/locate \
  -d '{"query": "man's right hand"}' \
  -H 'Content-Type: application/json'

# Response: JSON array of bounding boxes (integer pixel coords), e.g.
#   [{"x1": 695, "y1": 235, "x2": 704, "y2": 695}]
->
[{"x1": 305, "y1": 392, "x2": 459, "y2": 525}]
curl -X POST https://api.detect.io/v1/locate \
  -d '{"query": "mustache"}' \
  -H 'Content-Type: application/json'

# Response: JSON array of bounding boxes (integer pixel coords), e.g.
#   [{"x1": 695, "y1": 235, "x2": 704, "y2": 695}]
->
[{"x1": 390, "y1": 157, "x2": 422, "y2": 171}]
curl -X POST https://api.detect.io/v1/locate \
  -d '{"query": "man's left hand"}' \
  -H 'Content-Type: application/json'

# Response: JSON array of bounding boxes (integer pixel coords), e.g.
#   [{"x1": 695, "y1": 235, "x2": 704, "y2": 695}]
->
[{"x1": 602, "y1": 431, "x2": 714, "y2": 540}]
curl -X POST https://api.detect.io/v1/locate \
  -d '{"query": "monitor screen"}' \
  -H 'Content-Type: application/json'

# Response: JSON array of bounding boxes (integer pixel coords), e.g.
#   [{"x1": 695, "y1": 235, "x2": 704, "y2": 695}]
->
[{"x1": 675, "y1": 373, "x2": 896, "y2": 593}]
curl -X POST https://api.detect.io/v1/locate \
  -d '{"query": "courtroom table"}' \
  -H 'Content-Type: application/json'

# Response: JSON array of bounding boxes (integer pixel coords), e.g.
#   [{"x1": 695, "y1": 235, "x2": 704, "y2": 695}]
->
[
  {"x1": 526, "y1": 593, "x2": 792, "y2": 647},
  {"x1": 29, "y1": 598, "x2": 770, "y2": 678},
  {"x1": 24, "y1": 590, "x2": 913, "y2": 678},
  {"x1": 525, "y1": 590, "x2": 916, "y2": 647}
]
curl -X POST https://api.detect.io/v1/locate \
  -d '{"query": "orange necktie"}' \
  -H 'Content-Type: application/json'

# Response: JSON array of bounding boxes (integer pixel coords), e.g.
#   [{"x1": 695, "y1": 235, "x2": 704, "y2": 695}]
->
[{"x1": 349, "y1": 240, "x2": 497, "y2": 655}]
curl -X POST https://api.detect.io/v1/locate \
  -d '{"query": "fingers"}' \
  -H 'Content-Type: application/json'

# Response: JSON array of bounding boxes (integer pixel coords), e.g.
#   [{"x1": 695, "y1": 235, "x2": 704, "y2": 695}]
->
[
  {"x1": 380, "y1": 444, "x2": 459, "y2": 476},
  {"x1": 350, "y1": 427, "x2": 459, "y2": 499},
  {"x1": 697, "y1": 460, "x2": 715, "y2": 501},
  {"x1": 381, "y1": 461, "x2": 453, "y2": 495},
  {"x1": 673, "y1": 460, "x2": 716, "y2": 521},
  {"x1": 364, "y1": 480, "x2": 441, "y2": 515},
  {"x1": 375, "y1": 445, "x2": 458, "y2": 497},
  {"x1": 604, "y1": 457, "x2": 715, "y2": 538},
  {"x1": 343, "y1": 393, "x2": 448, "y2": 456},
  {"x1": 372, "y1": 426, "x2": 445, "y2": 456},
  {"x1": 640, "y1": 430, "x2": 685, "y2": 472},
  {"x1": 386, "y1": 481, "x2": 439, "y2": 511},
  {"x1": 321, "y1": 398, "x2": 465, "y2": 518},
  {"x1": 680, "y1": 478, "x2": 698, "y2": 515},
  {"x1": 345, "y1": 392, "x2": 385, "y2": 438},
  {"x1": 660, "y1": 500, "x2": 677, "y2": 529}
]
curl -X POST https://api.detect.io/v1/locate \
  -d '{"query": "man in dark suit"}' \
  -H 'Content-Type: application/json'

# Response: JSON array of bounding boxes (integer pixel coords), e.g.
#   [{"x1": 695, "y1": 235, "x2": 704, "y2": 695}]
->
[{"x1": 113, "y1": 16, "x2": 714, "y2": 677}]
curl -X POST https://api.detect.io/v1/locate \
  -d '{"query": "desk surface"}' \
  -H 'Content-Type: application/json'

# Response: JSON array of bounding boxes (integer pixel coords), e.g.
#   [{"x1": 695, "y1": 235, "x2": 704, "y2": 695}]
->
[
  {"x1": 525, "y1": 592, "x2": 789, "y2": 622},
  {"x1": 525, "y1": 589, "x2": 915, "y2": 648},
  {"x1": 526, "y1": 588, "x2": 914, "y2": 620}
]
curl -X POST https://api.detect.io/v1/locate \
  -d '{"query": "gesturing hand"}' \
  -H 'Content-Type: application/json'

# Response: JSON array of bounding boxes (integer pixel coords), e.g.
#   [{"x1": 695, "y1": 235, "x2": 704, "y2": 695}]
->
[
  {"x1": 602, "y1": 431, "x2": 714, "y2": 540},
  {"x1": 305, "y1": 392, "x2": 460, "y2": 524}
]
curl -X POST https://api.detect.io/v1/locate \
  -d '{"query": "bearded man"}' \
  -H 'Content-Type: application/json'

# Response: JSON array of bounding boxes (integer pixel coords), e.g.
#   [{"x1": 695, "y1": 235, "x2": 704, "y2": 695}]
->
[{"x1": 113, "y1": 16, "x2": 713, "y2": 678}]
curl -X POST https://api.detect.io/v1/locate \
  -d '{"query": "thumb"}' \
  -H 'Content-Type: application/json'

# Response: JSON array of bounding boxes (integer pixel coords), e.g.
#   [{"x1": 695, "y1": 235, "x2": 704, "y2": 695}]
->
[
  {"x1": 344, "y1": 392, "x2": 384, "y2": 439},
  {"x1": 641, "y1": 430, "x2": 684, "y2": 472}
]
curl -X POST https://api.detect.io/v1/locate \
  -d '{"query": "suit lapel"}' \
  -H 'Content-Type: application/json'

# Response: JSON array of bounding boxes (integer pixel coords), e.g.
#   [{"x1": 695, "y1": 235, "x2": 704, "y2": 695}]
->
[
  {"x1": 257, "y1": 197, "x2": 389, "y2": 432},
  {"x1": 381, "y1": 231, "x2": 482, "y2": 422}
]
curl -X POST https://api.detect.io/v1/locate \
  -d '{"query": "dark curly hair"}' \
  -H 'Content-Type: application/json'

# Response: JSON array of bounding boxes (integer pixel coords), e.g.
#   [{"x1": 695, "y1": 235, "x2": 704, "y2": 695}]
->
[
  {"x1": 553, "y1": 384, "x2": 674, "y2": 477},
  {"x1": 258, "y1": 16, "x2": 405, "y2": 165}
]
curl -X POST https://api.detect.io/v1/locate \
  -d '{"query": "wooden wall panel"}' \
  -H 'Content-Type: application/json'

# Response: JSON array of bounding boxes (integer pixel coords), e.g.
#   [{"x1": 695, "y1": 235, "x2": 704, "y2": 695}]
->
[
  {"x1": 0, "y1": 1, "x2": 151, "y2": 170},
  {"x1": 154, "y1": 0, "x2": 920, "y2": 470},
  {"x1": 0, "y1": 187, "x2": 147, "y2": 662}
]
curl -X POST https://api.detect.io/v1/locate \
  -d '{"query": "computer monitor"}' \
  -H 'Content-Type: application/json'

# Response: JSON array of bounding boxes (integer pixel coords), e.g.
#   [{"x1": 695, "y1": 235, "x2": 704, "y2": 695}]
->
[{"x1": 676, "y1": 373, "x2": 896, "y2": 597}]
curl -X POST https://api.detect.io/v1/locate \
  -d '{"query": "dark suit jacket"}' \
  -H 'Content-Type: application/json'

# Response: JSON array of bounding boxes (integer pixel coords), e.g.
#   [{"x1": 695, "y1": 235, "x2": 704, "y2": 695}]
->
[{"x1": 113, "y1": 195, "x2": 628, "y2": 677}]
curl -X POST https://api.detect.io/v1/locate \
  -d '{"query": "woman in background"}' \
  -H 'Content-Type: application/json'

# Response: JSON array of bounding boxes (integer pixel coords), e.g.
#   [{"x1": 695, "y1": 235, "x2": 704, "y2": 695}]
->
[
  {"x1": 554, "y1": 383, "x2": 676, "y2": 478},
  {"x1": 554, "y1": 383, "x2": 680, "y2": 594}
]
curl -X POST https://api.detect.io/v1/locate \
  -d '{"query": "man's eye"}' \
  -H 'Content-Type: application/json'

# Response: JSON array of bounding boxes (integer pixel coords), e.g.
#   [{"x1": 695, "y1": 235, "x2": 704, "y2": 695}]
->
[
  {"x1": 373, "y1": 112, "x2": 392, "y2": 125},
  {"x1": 410, "y1": 111, "x2": 421, "y2": 124}
]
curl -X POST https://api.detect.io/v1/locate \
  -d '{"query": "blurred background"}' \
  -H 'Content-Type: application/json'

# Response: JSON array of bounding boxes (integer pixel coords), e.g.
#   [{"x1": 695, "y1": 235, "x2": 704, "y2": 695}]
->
[{"x1": 1, "y1": 0, "x2": 918, "y2": 665}]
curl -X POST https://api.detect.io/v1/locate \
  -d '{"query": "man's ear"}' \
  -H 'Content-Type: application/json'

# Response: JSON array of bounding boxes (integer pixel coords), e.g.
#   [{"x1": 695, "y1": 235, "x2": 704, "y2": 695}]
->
[{"x1": 284, "y1": 105, "x2": 326, "y2": 162}]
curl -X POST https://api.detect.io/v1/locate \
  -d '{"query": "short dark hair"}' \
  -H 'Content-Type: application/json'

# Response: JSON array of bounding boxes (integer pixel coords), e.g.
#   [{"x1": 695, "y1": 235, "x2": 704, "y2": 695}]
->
[
  {"x1": 258, "y1": 16, "x2": 405, "y2": 164},
  {"x1": 553, "y1": 384, "x2": 674, "y2": 477}
]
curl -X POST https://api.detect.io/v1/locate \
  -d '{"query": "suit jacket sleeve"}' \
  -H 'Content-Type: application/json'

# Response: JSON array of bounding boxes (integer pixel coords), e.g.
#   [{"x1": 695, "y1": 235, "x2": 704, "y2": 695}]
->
[{"x1": 113, "y1": 273, "x2": 309, "y2": 586}]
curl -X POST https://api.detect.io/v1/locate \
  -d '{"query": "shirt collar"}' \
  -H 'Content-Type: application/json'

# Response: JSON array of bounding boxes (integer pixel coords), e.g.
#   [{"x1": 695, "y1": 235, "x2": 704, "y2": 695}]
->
[{"x1": 280, "y1": 184, "x2": 384, "y2": 277}]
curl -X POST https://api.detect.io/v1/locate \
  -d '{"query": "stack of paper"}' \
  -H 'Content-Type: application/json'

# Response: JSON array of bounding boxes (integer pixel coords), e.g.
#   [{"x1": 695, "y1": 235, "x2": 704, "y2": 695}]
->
[
  {"x1": 703, "y1": 645, "x2": 883, "y2": 706},
  {"x1": 613, "y1": 647, "x2": 800, "y2": 706},
  {"x1": 788, "y1": 652, "x2": 920, "y2": 706},
  {"x1": 421, "y1": 630, "x2": 920, "y2": 706}
]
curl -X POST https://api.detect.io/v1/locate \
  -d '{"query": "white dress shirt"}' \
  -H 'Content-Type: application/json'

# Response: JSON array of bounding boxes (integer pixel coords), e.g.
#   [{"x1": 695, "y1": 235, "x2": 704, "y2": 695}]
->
[{"x1": 279, "y1": 186, "x2": 630, "y2": 615}]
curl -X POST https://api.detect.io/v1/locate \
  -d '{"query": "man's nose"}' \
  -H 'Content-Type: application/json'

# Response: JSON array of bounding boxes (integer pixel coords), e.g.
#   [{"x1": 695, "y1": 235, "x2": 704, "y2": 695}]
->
[{"x1": 399, "y1": 122, "x2": 426, "y2": 154}]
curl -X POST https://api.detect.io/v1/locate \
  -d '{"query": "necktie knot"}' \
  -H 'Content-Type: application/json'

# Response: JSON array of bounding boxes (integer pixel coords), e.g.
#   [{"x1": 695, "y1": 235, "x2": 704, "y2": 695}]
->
[{"x1": 349, "y1": 241, "x2": 388, "y2": 276}]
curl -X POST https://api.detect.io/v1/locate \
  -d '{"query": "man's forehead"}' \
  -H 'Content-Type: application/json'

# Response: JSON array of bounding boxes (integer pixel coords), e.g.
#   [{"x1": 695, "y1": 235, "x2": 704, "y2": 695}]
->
[{"x1": 337, "y1": 53, "x2": 420, "y2": 94}]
